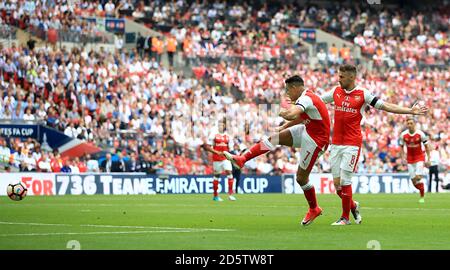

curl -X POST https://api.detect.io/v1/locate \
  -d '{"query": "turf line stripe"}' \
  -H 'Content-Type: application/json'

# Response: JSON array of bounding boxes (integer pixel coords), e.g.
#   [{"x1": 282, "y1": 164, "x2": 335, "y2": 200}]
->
[
  {"x1": 0, "y1": 221, "x2": 72, "y2": 227},
  {"x1": 80, "y1": 224, "x2": 234, "y2": 231},
  {"x1": 0, "y1": 221, "x2": 235, "y2": 232},
  {"x1": 0, "y1": 230, "x2": 195, "y2": 237}
]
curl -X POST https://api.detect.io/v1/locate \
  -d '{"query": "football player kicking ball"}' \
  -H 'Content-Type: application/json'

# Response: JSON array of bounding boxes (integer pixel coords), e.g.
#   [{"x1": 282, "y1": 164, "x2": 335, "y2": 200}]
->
[
  {"x1": 320, "y1": 64, "x2": 428, "y2": 226},
  {"x1": 399, "y1": 118, "x2": 431, "y2": 203},
  {"x1": 224, "y1": 75, "x2": 330, "y2": 226}
]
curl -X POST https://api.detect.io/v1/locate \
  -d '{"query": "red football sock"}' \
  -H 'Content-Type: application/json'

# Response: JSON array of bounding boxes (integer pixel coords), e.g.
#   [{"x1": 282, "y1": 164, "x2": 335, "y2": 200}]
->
[
  {"x1": 341, "y1": 185, "x2": 353, "y2": 220},
  {"x1": 414, "y1": 183, "x2": 425, "y2": 197},
  {"x1": 303, "y1": 185, "x2": 318, "y2": 209},
  {"x1": 228, "y1": 178, "x2": 234, "y2": 195},
  {"x1": 243, "y1": 141, "x2": 270, "y2": 161},
  {"x1": 337, "y1": 189, "x2": 356, "y2": 209},
  {"x1": 213, "y1": 179, "x2": 219, "y2": 197}
]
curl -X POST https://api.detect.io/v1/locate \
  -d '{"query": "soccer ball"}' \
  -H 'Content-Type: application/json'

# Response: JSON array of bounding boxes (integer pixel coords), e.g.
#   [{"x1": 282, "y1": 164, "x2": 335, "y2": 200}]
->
[{"x1": 7, "y1": 183, "x2": 28, "y2": 201}]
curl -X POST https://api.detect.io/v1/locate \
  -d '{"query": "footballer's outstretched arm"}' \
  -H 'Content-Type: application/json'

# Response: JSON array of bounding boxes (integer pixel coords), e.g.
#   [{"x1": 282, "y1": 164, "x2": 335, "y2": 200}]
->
[
  {"x1": 364, "y1": 90, "x2": 428, "y2": 115},
  {"x1": 320, "y1": 89, "x2": 335, "y2": 104},
  {"x1": 276, "y1": 117, "x2": 304, "y2": 132},
  {"x1": 380, "y1": 102, "x2": 428, "y2": 115},
  {"x1": 203, "y1": 144, "x2": 224, "y2": 156},
  {"x1": 279, "y1": 105, "x2": 304, "y2": 121}
]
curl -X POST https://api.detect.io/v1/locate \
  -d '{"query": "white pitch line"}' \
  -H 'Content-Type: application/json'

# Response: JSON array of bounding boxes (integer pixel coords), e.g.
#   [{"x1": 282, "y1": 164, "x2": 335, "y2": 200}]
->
[
  {"x1": 80, "y1": 224, "x2": 234, "y2": 232},
  {"x1": 0, "y1": 221, "x2": 235, "y2": 232},
  {"x1": 0, "y1": 221, "x2": 72, "y2": 227},
  {"x1": 359, "y1": 207, "x2": 450, "y2": 211},
  {"x1": 0, "y1": 230, "x2": 195, "y2": 237},
  {"x1": 7, "y1": 203, "x2": 450, "y2": 211}
]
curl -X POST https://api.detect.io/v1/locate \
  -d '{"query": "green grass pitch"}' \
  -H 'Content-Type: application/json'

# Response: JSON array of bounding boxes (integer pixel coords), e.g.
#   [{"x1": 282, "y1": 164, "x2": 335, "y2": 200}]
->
[{"x1": 1, "y1": 193, "x2": 449, "y2": 250}]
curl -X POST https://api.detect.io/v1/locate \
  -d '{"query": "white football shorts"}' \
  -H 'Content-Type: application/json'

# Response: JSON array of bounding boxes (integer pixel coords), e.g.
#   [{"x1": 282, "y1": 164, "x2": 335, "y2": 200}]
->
[
  {"x1": 288, "y1": 124, "x2": 325, "y2": 171},
  {"x1": 213, "y1": 160, "x2": 233, "y2": 174},
  {"x1": 330, "y1": 144, "x2": 361, "y2": 179}
]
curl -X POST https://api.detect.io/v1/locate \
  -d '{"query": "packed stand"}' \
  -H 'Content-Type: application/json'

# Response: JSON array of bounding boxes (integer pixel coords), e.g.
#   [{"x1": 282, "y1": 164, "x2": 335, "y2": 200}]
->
[
  {"x1": 0, "y1": 0, "x2": 449, "y2": 176},
  {"x1": 73, "y1": 0, "x2": 320, "y2": 67},
  {"x1": 12, "y1": 1, "x2": 449, "y2": 70},
  {"x1": 0, "y1": 137, "x2": 96, "y2": 173},
  {"x1": 143, "y1": 0, "x2": 317, "y2": 67},
  {"x1": 0, "y1": 0, "x2": 113, "y2": 44},
  {"x1": 1, "y1": 39, "x2": 449, "y2": 175},
  {"x1": 119, "y1": 0, "x2": 449, "y2": 70}
]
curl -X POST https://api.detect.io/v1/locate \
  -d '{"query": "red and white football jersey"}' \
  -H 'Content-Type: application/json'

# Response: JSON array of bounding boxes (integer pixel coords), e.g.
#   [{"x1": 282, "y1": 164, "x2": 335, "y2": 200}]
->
[
  {"x1": 295, "y1": 90, "x2": 331, "y2": 149},
  {"x1": 399, "y1": 129, "x2": 429, "y2": 164},
  {"x1": 207, "y1": 133, "x2": 233, "y2": 162},
  {"x1": 321, "y1": 85, "x2": 384, "y2": 147}
]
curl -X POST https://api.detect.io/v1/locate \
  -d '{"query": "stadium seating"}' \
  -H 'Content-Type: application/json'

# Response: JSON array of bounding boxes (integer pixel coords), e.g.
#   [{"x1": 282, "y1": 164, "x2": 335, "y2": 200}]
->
[{"x1": 0, "y1": 0, "x2": 448, "y2": 175}]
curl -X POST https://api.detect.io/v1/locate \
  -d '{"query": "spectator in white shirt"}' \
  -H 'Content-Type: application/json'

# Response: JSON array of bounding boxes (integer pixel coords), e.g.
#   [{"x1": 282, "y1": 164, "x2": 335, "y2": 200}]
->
[
  {"x1": 64, "y1": 122, "x2": 78, "y2": 138},
  {"x1": 0, "y1": 139, "x2": 11, "y2": 164},
  {"x1": 115, "y1": 34, "x2": 124, "y2": 50},
  {"x1": 22, "y1": 151, "x2": 36, "y2": 171},
  {"x1": 69, "y1": 158, "x2": 80, "y2": 173},
  {"x1": 23, "y1": 108, "x2": 35, "y2": 121},
  {"x1": 38, "y1": 152, "x2": 52, "y2": 172},
  {"x1": 105, "y1": 0, "x2": 116, "y2": 17},
  {"x1": 86, "y1": 154, "x2": 100, "y2": 172},
  {"x1": 256, "y1": 155, "x2": 273, "y2": 174},
  {"x1": 317, "y1": 48, "x2": 327, "y2": 65}
]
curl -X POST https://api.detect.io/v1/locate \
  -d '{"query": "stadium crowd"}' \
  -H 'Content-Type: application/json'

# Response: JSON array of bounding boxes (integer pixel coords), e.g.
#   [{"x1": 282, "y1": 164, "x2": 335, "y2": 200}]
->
[
  {"x1": 116, "y1": 0, "x2": 448, "y2": 69},
  {"x1": 0, "y1": 40, "x2": 448, "y2": 176},
  {"x1": 0, "y1": 0, "x2": 448, "y2": 178},
  {"x1": 0, "y1": 0, "x2": 113, "y2": 43}
]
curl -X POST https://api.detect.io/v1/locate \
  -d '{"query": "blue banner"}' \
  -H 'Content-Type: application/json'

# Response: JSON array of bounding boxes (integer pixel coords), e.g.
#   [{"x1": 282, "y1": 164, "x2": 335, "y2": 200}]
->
[
  {"x1": 0, "y1": 122, "x2": 95, "y2": 157},
  {"x1": 0, "y1": 122, "x2": 74, "y2": 151},
  {"x1": 55, "y1": 173, "x2": 151, "y2": 195},
  {"x1": 82, "y1": 17, "x2": 125, "y2": 34},
  {"x1": 0, "y1": 123, "x2": 38, "y2": 138},
  {"x1": 39, "y1": 125, "x2": 72, "y2": 150},
  {"x1": 105, "y1": 18, "x2": 125, "y2": 34},
  {"x1": 163, "y1": 175, "x2": 282, "y2": 194},
  {"x1": 290, "y1": 28, "x2": 316, "y2": 42},
  {"x1": 54, "y1": 174, "x2": 282, "y2": 195},
  {"x1": 5, "y1": 172, "x2": 447, "y2": 196},
  {"x1": 283, "y1": 173, "x2": 420, "y2": 194}
]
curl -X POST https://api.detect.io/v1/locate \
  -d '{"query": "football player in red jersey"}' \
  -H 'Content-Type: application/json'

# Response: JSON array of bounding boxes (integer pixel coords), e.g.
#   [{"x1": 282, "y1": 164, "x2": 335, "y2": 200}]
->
[
  {"x1": 399, "y1": 118, "x2": 431, "y2": 203},
  {"x1": 321, "y1": 64, "x2": 428, "y2": 225},
  {"x1": 203, "y1": 120, "x2": 236, "y2": 202},
  {"x1": 224, "y1": 75, "x2": 330, "y2": 226}
]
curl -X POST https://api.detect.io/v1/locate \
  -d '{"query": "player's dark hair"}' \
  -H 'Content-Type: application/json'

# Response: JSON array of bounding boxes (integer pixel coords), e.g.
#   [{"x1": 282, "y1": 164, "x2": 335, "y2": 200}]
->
[
  {"x1": 406, "y1": 116, "x2": 415, "y2": 122},
  {"x1": 285, "y1": 75, "x2": 304, "y2": 86},
  {"x1": 339, "y1": 64, "x2": 357, "y2": 74},
  {"x1": 219, "y1": 118, "x2": 227, "y2": 131}
]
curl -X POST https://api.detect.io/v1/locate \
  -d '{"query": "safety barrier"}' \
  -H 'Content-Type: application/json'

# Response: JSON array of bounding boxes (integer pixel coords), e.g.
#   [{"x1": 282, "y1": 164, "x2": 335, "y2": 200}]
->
[{"x1": 1, "y1": 172, "x2": 448, "y2": 196}]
